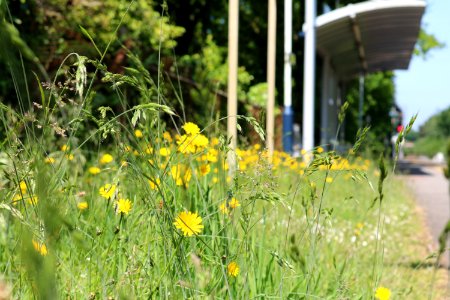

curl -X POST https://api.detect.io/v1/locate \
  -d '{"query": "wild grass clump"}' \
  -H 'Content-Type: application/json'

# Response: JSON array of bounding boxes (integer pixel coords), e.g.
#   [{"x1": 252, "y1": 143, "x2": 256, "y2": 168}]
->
[{"x1": 0, "y1": 21, "x2": 447, "y2": 300}]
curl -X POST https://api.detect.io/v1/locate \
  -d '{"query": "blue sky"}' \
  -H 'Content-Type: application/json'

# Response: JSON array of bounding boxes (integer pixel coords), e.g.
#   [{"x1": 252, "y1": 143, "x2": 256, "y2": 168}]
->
[{"x1": 395, "y1": 0, "x2": 450, "y2": 130}]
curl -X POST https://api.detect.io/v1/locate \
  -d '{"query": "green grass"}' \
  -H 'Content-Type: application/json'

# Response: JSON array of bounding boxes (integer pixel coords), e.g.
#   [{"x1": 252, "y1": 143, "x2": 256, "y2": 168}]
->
[
  {"x1": 0, "y1": 125, "x2": 447, "y2": 298},
  {"x1": 0, "y1": 34, "x2": 447, "y2": 298}
]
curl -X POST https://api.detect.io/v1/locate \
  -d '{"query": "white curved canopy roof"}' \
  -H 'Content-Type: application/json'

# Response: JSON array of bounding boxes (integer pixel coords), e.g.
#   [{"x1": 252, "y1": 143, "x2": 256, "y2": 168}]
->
[{"x1": 316, "y1": 0, "x2": 426, "y2": 79}]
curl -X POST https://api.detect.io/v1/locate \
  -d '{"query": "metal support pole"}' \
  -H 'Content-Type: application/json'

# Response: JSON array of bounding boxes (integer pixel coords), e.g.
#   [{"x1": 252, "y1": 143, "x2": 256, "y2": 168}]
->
[
  {"x1": 267, "y1": 0, "x2": 277, "y2": 155},
  {"x1": 227, "y1": 0, "x2": 239, "y2": 171},
  {"x1": 283, "y1": 0, "x2": 294, "y2": 153},
  {"x1": 302, "y1": 0, "x2": 317, "y2": 151},
  {"x1": 358, "y1": 74, "x2": 364, "y2": 129},
  {"x1": 320, "y1": 56, "x2": 330, "y2": 147}
]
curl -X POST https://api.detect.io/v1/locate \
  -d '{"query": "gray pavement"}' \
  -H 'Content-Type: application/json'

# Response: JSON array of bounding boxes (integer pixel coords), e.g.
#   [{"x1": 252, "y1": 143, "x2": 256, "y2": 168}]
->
[{"x1": 397, "y1": 157, "x2": 449, "y2": 269}]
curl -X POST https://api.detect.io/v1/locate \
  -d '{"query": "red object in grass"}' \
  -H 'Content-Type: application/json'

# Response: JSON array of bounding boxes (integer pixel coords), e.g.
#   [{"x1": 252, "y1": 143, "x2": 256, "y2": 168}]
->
[{"x1": 396, "y1": 125, "x2": 404, "y2": 133}]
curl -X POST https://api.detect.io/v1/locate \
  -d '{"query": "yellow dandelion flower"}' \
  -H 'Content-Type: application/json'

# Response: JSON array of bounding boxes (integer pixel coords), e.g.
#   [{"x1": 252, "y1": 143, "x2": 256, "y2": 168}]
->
[
  {"x1": 32, "y1": 240, "x2": 48, "y2": 256},
  {"x1": 65, "y1": 154, "x2": 74, "y2": 160},
  {"x1": 116, "y1": 198, "x2": 132, "y2": 215},
  {"x1": 100, "y1": 154, "x2": 113, "y2": 164},
  {"x1": 163, "y1": 131, "x2": 173, "y2": 142},
  {"x1": 45, "y1": 157, "x2": 55, "y2": 164},
  {"x1": 19, "y1": 181, "x2": 27, "y2": 193},
  {"x1": 254, "y1": 143, "x2": 261, "y2": 150},
  {"x1": 229, "y1": 197, "x2": 240, "y2": 209},
  {"x1": 211, "y1": 137, "x2": 220, "y2": 146},
  {"x1": 182, "y1": 122, "x2": 200, "y2": 135},
  {"x1": 28, "y1": 195, "x2": 38, "y2": 205},
  {"x1": 199, "y1": 164, "x2": 211, "y2": 176},
  {"x1": 375, "y1": 286, "x2": 391, "y2": 300},
  {"x1": 61, "y1": 145, "x2": 69, "y2": 152},
  {"x1": 301, "y1": 149, "x2": 307, "y2": 155},
  {"x1": 99, "y1": 184, "x2": 117, "y2": 199},
  {"x1": 173, "y1": 211, "x2": 204, "y2": 237},
  {"x1": 77, "y1": 201, "x2": 88, "y2": 210},
  {"x1": 192, "y1": 134, "x2": 209, "y2": 149},
  {"x1": 219, "y1": 202, "x2": 229, "y2": 215},
  {"x1": 227, "y1": 261, "x2": 239, "y2": 277},
  {"x1": 134, "y1": 129, "x2": 143, "y2": 138},
  {"x1": 212, "y1": 176, "x2": 219, "y2": 184},
  {"x1": 177, "y1": 134, "x2": 197, "y2": 154},
  {"x1": 159, "y1": 147, "x2": 171, "y2": 157},
  {"x1": 88, "y1": 166, "x2": 101, "y2": 175},
  {"x1": 145, "y1": 146, "x2": 153, "y2": 154},
  {"x1": 317, "y1": 146, "x2": 324, "y2": 153},
  {"x1": 148, "y1": 178, "x2": 161, "y2": 190},
  {"x1": 12, "y1": 193, "x2": 22, "y2": 204},
  {"x1": 171, "y1": 164, "x2": 192, "y2": 187}
]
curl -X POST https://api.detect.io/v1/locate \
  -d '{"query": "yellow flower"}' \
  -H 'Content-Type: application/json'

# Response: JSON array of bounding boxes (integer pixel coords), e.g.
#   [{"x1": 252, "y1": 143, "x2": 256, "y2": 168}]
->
[
  {"x1": 192, "y1": 134, "x2": 209, "y2": 148},
  {"x1": 316, "y1": 146, "x2": 324, "y2": 153},
  {"x1": 61, "y1": 145, "x2": 69, "y2": 152},
  {"x1": 159, "y1": 147, "x2": 171, "y2": 157},
  {"x1": 65, "y1": 154, "x2": 74, "y2": 160},
  {"x1": 211, "y1": 137, "x2": 220, "y2": 146},
  {"x1": 375, "y1": 286, "x2": 391, "y2": 300},
  {"x1": 116, "y1": 198, "x2": 132, "y2": 215},
  {"x1": 12, "y1": 193, "x2": 22, "y2": 204},
  {"x1": 229, "y1": 197, "x2": 240, "y2": 209},
  {"x1": 182, "y1": 122, "x2": 200, "y2": 135},
  {"x1": 148, "y1": 178, "x2": 161, "y2": 190},
  {"x1": 32, "y1": 239, "x2": 48, "y2": 256},
  {"x1": 28, "y1": 195, "x2": 38, "y2": 205},
  {"x1": 134, "y1": 129, "x2": 143, "y2": 138},
  {"x1": 88, "y1": 166, "x2": 101, "y2": 175},
  {"x1": 171, "y1": 164, "x2": 192, "y2": 187},
  {"x1": 19, "y1": 181, "x2": 27, "y2": 193},
  {"x1": 45, "y1": 157, "x2": 55, "y2": 164},
  {"x1": 219, "y1": 202, "x2": 229, "y2": 215},
  {"x1": 205, "y1": 148, "x2": 218, "y2": 162},
  {"x1": 173, "y1": 211, "x2": 204, "y2": 237},
  {"x1": 325, "y1": 177, "x2": 333, "y2": 183},
  {"x1": 177, "y1": 134, "x2": 197, "y2": 154},
  {"x1": 145, "y1": 146, "x2": 153, "y2": 154},
  {"x1": 199, "y1": 164, "x2": 211, "y2": 176},
  {"x1": 99, "y1": 184, "x2": 117, "y2": 199},
  {"x1": 212, "y1": 176, "x2": 219, "y2": 184},
  {"x1": 227, "y1": 261, "x2": 239, "y2": 277},
  {"x1": 163, "y1": 131, "x2": 172, "y2": 142},
  {"x1": 77, "y1": 201, "x2": 88, "y2": 210},
  {"x1": 100, "y1": 154, "x2": 114, "y2": 164}
]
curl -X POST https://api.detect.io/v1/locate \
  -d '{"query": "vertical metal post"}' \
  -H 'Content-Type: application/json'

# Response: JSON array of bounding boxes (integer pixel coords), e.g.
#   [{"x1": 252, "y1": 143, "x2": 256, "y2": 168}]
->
[
  {"x1": 267, "y1": 0, "x2": 277, "y2": 155},
  {"x1": 283, "y1": 0, "x2": 294, "y2": 153},
  {"x1": 358, "y1": 73, "x2": 364, "y2": 129},
  {"x1": 227, "y1": 0, "x2": 239, "y2": 171},
  {"x1": 302, "y1": 0, "x2": 317, "y2": 151},
  {"x1": 320, "y1": 56, "x2": 330, "y2": 147}
]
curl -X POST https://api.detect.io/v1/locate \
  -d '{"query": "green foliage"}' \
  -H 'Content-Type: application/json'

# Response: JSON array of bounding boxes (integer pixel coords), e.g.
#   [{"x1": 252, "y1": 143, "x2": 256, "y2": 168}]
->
[
  {"x1": 408, "y1": 106, "x2": 450, "y2": 157},
  {"x1": 344, "y1": 72, "x2": 395, "y2": 156},
  {"x1": 414, "y1": 29, "x2": 445, "y2": 59},
  {"x1": 178, "y1": 35, "x2": 255, "y2": 126}
]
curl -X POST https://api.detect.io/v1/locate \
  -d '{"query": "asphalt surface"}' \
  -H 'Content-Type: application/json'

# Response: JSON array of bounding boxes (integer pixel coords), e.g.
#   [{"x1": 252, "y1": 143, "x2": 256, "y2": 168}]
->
[{"x1": 397, "y1": 157, "x2": 449, "y2": 269}]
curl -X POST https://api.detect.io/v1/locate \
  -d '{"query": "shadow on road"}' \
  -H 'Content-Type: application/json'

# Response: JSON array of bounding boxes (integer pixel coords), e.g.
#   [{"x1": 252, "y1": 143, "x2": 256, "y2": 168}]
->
[{"x1": 397, "y1": 161, "x2": 431, "y2": 176}]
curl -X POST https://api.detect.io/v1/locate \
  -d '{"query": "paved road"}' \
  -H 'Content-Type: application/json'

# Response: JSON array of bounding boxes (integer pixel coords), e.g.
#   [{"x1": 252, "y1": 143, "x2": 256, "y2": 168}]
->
[{"x1": 397, "y1": 158, "x2": 449, "y2": 269}]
